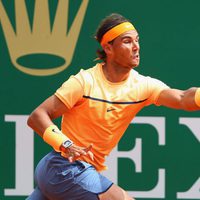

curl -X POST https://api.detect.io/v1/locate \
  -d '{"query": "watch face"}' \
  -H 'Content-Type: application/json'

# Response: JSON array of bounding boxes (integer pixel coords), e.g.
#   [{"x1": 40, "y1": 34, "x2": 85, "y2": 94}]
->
[{"x1": 63, "y1": 140, "x2": 73, "y2": 148}]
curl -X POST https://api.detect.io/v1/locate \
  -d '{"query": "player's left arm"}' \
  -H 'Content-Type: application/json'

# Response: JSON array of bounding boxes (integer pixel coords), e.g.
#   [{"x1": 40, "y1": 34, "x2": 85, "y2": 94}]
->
[{"x1": 157, "y1": 87, "x2": 200, "y2": 111}]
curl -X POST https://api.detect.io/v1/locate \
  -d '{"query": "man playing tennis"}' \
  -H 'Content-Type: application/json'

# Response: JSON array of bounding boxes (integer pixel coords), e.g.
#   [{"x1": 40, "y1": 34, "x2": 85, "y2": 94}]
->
[{"x1": 27, "y1": 13, "x2": 200, "y2": 200}]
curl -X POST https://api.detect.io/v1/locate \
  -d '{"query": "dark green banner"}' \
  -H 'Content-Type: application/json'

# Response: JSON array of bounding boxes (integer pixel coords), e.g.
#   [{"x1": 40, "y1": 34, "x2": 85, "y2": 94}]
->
[{"x1": 0, "y1": 0, "x2": 199, "y2": 199}]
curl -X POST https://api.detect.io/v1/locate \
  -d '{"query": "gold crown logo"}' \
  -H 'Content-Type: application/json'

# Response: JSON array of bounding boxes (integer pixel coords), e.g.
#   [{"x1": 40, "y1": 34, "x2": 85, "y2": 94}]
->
[{"x1": 0, "y1": 0, "x2": 89, "y2": 76}]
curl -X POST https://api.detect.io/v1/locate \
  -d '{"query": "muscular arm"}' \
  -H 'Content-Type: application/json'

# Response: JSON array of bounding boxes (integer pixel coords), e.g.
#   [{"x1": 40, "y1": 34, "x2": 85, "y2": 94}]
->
[
  {"x1": 27, "y1": 95, "x2": 69, "y2": 137},
  {"x1": 157, "y1": 87, "x2": 200, "y2": 111},
  {"x1": 27, "y1": 94, "x2": 93, "y2": 161}
]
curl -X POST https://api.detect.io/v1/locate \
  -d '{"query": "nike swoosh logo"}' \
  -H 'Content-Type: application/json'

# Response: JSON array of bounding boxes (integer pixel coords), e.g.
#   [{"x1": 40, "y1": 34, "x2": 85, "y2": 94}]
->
[
  {"x1": 52, "y1": 128, "x2": 59, "y2": 134},
  {"x1": 107, "y1": 108, "x2": 116, "y2": 112}
]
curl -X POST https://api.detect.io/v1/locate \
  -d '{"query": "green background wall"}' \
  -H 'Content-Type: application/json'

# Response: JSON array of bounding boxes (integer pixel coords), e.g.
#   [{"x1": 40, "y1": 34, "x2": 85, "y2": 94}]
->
[{"x1": 0, "y1": 0, "x2": 199, "y2": 199}]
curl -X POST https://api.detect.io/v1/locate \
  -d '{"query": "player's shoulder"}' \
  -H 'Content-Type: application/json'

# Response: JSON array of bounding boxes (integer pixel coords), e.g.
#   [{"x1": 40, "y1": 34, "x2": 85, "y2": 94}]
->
[
  {"x1": 73, "y1": 63, "x2": 100, "y2": 89},
  {"x1": 76, "y1": 63, "x2": 100, "y2": 80}
]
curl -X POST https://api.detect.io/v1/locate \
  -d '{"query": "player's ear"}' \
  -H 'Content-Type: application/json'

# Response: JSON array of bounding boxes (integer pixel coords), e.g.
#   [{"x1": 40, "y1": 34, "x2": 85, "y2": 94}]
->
[{"x1": 102, "y1": 43, "x2": 112, "y2": 55}]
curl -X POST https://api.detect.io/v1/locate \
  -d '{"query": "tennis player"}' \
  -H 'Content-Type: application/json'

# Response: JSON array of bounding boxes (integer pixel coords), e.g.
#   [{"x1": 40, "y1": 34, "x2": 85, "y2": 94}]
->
[{"x1": 27, "y1": 13, "x2": 200, "y2": 200}]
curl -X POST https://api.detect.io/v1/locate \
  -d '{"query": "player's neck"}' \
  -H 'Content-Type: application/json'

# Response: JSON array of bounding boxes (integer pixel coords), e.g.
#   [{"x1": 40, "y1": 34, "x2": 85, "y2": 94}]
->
[{"x1": 102, "y1": 63, "x2": 131, "y2": 83}]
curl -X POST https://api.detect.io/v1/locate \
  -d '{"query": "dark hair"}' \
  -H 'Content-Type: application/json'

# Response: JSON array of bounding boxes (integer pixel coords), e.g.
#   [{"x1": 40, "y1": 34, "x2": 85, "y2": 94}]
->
[{"x1": 95, "y1": 13, "x2": 130, "y2": 61}]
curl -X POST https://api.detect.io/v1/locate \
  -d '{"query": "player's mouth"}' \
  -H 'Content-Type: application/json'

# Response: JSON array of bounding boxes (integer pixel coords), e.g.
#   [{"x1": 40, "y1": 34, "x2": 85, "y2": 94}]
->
[{"x1": 133, "y1": 54, "x2": 139, "y2": 60}]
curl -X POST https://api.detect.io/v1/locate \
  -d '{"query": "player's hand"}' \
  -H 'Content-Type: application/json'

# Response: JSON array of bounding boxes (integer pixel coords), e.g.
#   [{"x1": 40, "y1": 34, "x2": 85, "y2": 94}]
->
[{"x1": 60, "y1": 143, "x2": 94, "y2": 163}]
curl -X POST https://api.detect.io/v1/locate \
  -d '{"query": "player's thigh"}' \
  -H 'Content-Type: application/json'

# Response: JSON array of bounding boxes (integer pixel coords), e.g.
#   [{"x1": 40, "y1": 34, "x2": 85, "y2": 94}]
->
[{"x1": 98, "y1": 184, "x2": 135, "y2": 200}]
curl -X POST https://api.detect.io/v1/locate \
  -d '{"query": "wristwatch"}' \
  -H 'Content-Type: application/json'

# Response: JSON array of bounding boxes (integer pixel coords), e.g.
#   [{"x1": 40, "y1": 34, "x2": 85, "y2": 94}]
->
[{"x1": 61, "y1": 139, "x2": 73, "y2": 149}]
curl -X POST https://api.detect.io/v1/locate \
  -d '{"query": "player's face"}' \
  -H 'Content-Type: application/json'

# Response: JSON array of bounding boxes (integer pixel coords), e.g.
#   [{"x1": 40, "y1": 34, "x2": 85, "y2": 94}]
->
[{"x1": 109, "y1": 30, "x2": 140, "y2": 69}]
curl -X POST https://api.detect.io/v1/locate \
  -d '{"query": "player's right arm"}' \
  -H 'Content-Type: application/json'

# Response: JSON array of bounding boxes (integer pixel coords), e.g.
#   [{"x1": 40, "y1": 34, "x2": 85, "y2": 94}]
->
[
  {"x1": 27, "y1": 94, "x2": 68, "y2": 137},
  {"x1": 27, "y1": 94, "x2": 93, "y2": 162}
]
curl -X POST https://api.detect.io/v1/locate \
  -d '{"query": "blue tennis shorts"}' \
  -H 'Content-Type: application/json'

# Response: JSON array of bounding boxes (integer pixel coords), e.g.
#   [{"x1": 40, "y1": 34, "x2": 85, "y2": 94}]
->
[{"x1": 27, "y1": 150, "x2": 113, "y2": 200}]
